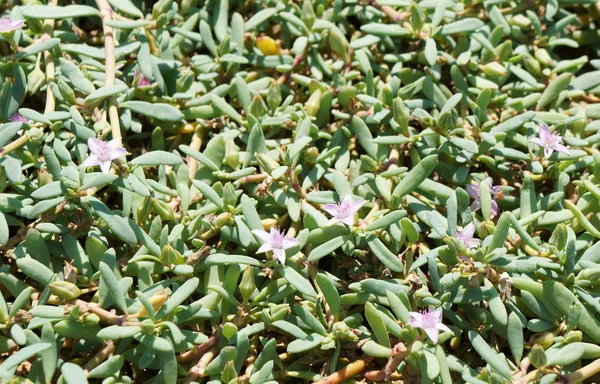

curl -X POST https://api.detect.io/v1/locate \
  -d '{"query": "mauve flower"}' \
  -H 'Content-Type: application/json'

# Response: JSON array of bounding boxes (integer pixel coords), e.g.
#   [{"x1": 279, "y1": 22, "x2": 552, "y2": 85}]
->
[
  {"x1": 82, "y1": 138, "x2": 127, "y2": 173},
  {"x1": 466, "y1": 177, "x2": 503, "y2": 218},
  {"x1": 0, "y1": 16, "x2": 24, "y2": 33},
  {"x1": 455, "y1": 223, "x2": 481, "y2": 248},
  {"x1": 322, "y1": 197, "x2": 367, "y2": 226},
  {"x1": 8, "y1": 113, "x2": 28, "y2": 123},
  {"x1": 134, "y1": 67, "x2": 152, "y2": 88},
  {"x1": 251, "y1": 227, "x2": 299, "y2": 265},
  {"x1": 530, "y1": 124, "x2": 568, "y2": 158},
  {"x1": 409, "y1": 308, "x2": 452, "y2": 344}
]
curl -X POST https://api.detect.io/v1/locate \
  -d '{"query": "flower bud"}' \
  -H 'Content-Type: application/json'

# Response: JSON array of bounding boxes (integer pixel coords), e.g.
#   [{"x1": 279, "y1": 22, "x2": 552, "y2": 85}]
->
[
  {"x1": 222, "y1": 322, "x2": 238, "y2": 339},
  {"x1": 564, "y1": 330, "x2": 582, "y2": 344},
  {"x1": 50, "y1": 281, "x2": 82, "y2": 301},
  {"x1": 360, "y1": 155, "x2": 379, "y2": 172},
  {"x1": 221, "y1": 181, "x2": 234, "y2": 205},
  {"x1": 494, "y1": 40, "x2": 513, "y2": 62},
  {"x1": 535, "y1": 48, "x2": 553, "y2": 66},
  {"x1": 249, "y1": 95, "x2": 267, "y2": 117},
  {"x1": 257, "y1": 153, "x2": 280, "y2": 174},
  {"x1": 160, "y1": 244, "x2": 184, "y2": 265},
  {"x1": 393, "y1": 98, "x2": 410, "y2": 133},
  {"x1": 240, "y1": 266, "x2": 256, "y2": 305},
  {"x1": 301, "y1": 0, "x2": 317, "y2": 30},
  {"x1": 260, "y1": 218, "x2": 278, "y2": 232},
  {"x1": 305, "y1": 89, "x2": 322, "y2": 117},
  {"x1": 27, "y1": 67, "x2": 45, "y2": 95},
  {"x1": 510, "y1": 14, "x2": 531, "y2": 29},
  {"x1": 151, "y1": 198, "x2": 175, "y2": 221},
  {"x1": 267, "y1": 83, "x2": 282, "y2": 111},
  {"x1": 214, "y1": 212, "x2": 233, "y2": 229},
  {"x1": 379, "y1": 85, "x2": 393, "y2": 106},
  {"x1": 320, "y1": 335, "x2": 336, "y2": 350},
  {"x1": 410, "y1": 3, "x2": 425, "y2": 31},
  {"x1": 25, "y1": 127, "x2": 44, "y2": 142},
  {"x1": 81, "y1": 313, "x2": 100, "y2": 326},
  {"x1": 152, "y1": 0, "x2": 173, "y2": 20},
  {"x1": 576, "y1": 268, "x2": 600, "y2": 287},
  {"x1": 529, "y1": 344, "x2": 548, "y2": 368},
  {"x1": 531, "y1": 331, "x2": 555, "y2": 350},
  {"x1": 549, "y1": 223, "x2": 568, "y2": 251},
  {"x1": 332, "y1": 321, "x2": 358, "y2": 343},
  {"x1": 176, "y1": 71, "x2": 194, "y2": 92},
  {"x1": 256, "y1": 36, "x2": 280, "y2": 56},
  {"x1": 37, "y1": 169, "x2": 53, "y2": 187},
  {"x1": 57, "y1": 78, "x2": 77, "y2": 105},
  {"x1": 480, "y1": 62, "x2": 507, "y2": 77},
  {"x1": 337, "y1": 86, "x2": 357, "y2": 107},
  {"x1": 328, "y1": 29, "x2": 349, "y2": 60},
  {"x1": 524, "y1": 54, "x2": 542, "y2": 77},
  {"x1": 303, "y1": 146, "x2": 319, "y2": 165},
  {"x1": 437, "y1": 111, "x2": 456, "y2": 132},
  {"x1": 269, "y1": 304, "x2": 289, "y2": 322},
  {"x1": 132, "y1": 291, "x2": 168, "y2": 319},
  {"x1": 221, "y1": 361, "x2": 238, "y2": 384},
  {"x1": 225, "y1": 139, "x2": 240, "y2": 169},
  {"x1": 140, "y1": 319, "x2": 155, "y2": 334}
]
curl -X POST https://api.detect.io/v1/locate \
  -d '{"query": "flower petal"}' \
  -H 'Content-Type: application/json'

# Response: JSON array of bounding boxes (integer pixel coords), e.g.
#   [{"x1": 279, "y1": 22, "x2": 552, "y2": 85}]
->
[
  {"x1": 100, "y1": 161, "x2": 112, "y2": 174},
  {"x1": 87, "y1": 137, "x2": 104, "y2": 155},
  {"x1": 349, "y1": 199, "x2": 367, "y2": 215},
  {"x1": 109, "y1": 147, "x2": 128, "y2": 160},
  {"x1": 539, "y1": 124, "x2": 550, "y2": 141},
  {"x1": 341, "y1": 216, "x2": 355, "y2": 226},
  {"x1": 282, "y1": 237, "x2": 299, "y2": 249},
  {"x1": 467, "y1": 239, "x2": 482, "y2": 248},
  {"x1": 82, "y1": 155, "x2": 101, "y2": 168},
  {"x1": 408, "y1": 317, "x2": 422, "y2": 328},
  {"x1": 436, "y1": 323, "x2": 452, "y2": 334},
  {"x1": 321, "y1": 203, "x2": 340, "y2": 217},
  {"x1": 325, "y1": 217, "x2": 341, "y2": 226},
  {"x1": 251, "y1": 229, "x2": 272, "y2": 244},
  {"x1": 470, "y1": 200, "x2": 481, "y2": 212},
  {"x1": 459, "y1": 223, "x2": 475, "y2": 240},
  {"x1": 466, "y1": 184, "x2": 480, "y2": 199},
  {"x1": 554, "y1": 143, "x2": 569, "y2": 154},
  {"x1": 491, "y1": 200, "x2": 499, "y2": 217},
  {"x1": 256, "y1": 243, "x2": 273, "y2": 254},
  {"x1": 272, "y1": 248, "x2": 286, "y2": 265},
  {"x1": 544, "y1": 147, "x2": 553, "y2": 158},
  {"x1": 424, "y1": 327, "x2": 439, "y2": 344},
  {"x1": 491, "y1": 185, "x2": 504, "y2": 194},
  {"x1": 529, "y1": 138, "x2": 545, "y2": 148}
]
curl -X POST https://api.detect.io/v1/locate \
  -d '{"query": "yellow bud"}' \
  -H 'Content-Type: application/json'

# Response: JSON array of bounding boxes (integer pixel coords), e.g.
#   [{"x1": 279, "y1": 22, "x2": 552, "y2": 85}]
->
[
  {"x1": 305, "y1": 89, "x2": 322, "y2": 117},
  {"x1": 261, "y1": 218, "x2": 279, "y2": 231},
  {"x1": 480, "y1": 62, "x2": 507, "y2": 77},
  {"x1": 130, "y1": 291, "x2": 168, "y2": 319},
  {"x1": 256, "y1": 36, "x2": 280, "y2": 56},
  {"x1": 49, "y1": 281, "x2": 83, "y2": 301}
]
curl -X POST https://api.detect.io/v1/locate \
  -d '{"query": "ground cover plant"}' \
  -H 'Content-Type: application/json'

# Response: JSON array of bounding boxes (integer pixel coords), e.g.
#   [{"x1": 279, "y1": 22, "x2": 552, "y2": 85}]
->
[{"x1": 1, "y1": 0, "x2": 600, "y2": 382}]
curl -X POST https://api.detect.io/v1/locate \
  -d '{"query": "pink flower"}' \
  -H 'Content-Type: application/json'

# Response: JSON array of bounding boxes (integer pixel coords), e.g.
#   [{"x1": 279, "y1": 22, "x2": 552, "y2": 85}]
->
[
  {"x1": 134, "y1": 67, "x2": 152, "y2": 88},
  {"x1": 408, "y1": 308, "x2": 452, "y2": 344},
  {"x1": 529, "y1": 124, "x2": 568, "y2": 158},
  {"x1": 322, "y1": 197, "x2": 367, "y2": 226},
  {"x1": 0, "y1": 16, "x2": 24, "y2": 33},
  {"x1": 455, "y1": 223, "x2": 481, "y2": 248},
  {"x1": 466, "y1": 177, "x2": 503, "y2": 218},
  {"x1": 8, "y1": 113, "x2": 28, "y2": 123},
  {"x1": 251, "y1": 227, "x2": 299, "y2": 265},
  {"x1": 82, "y1": 138, "x2": 127, "y2": 173}
]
